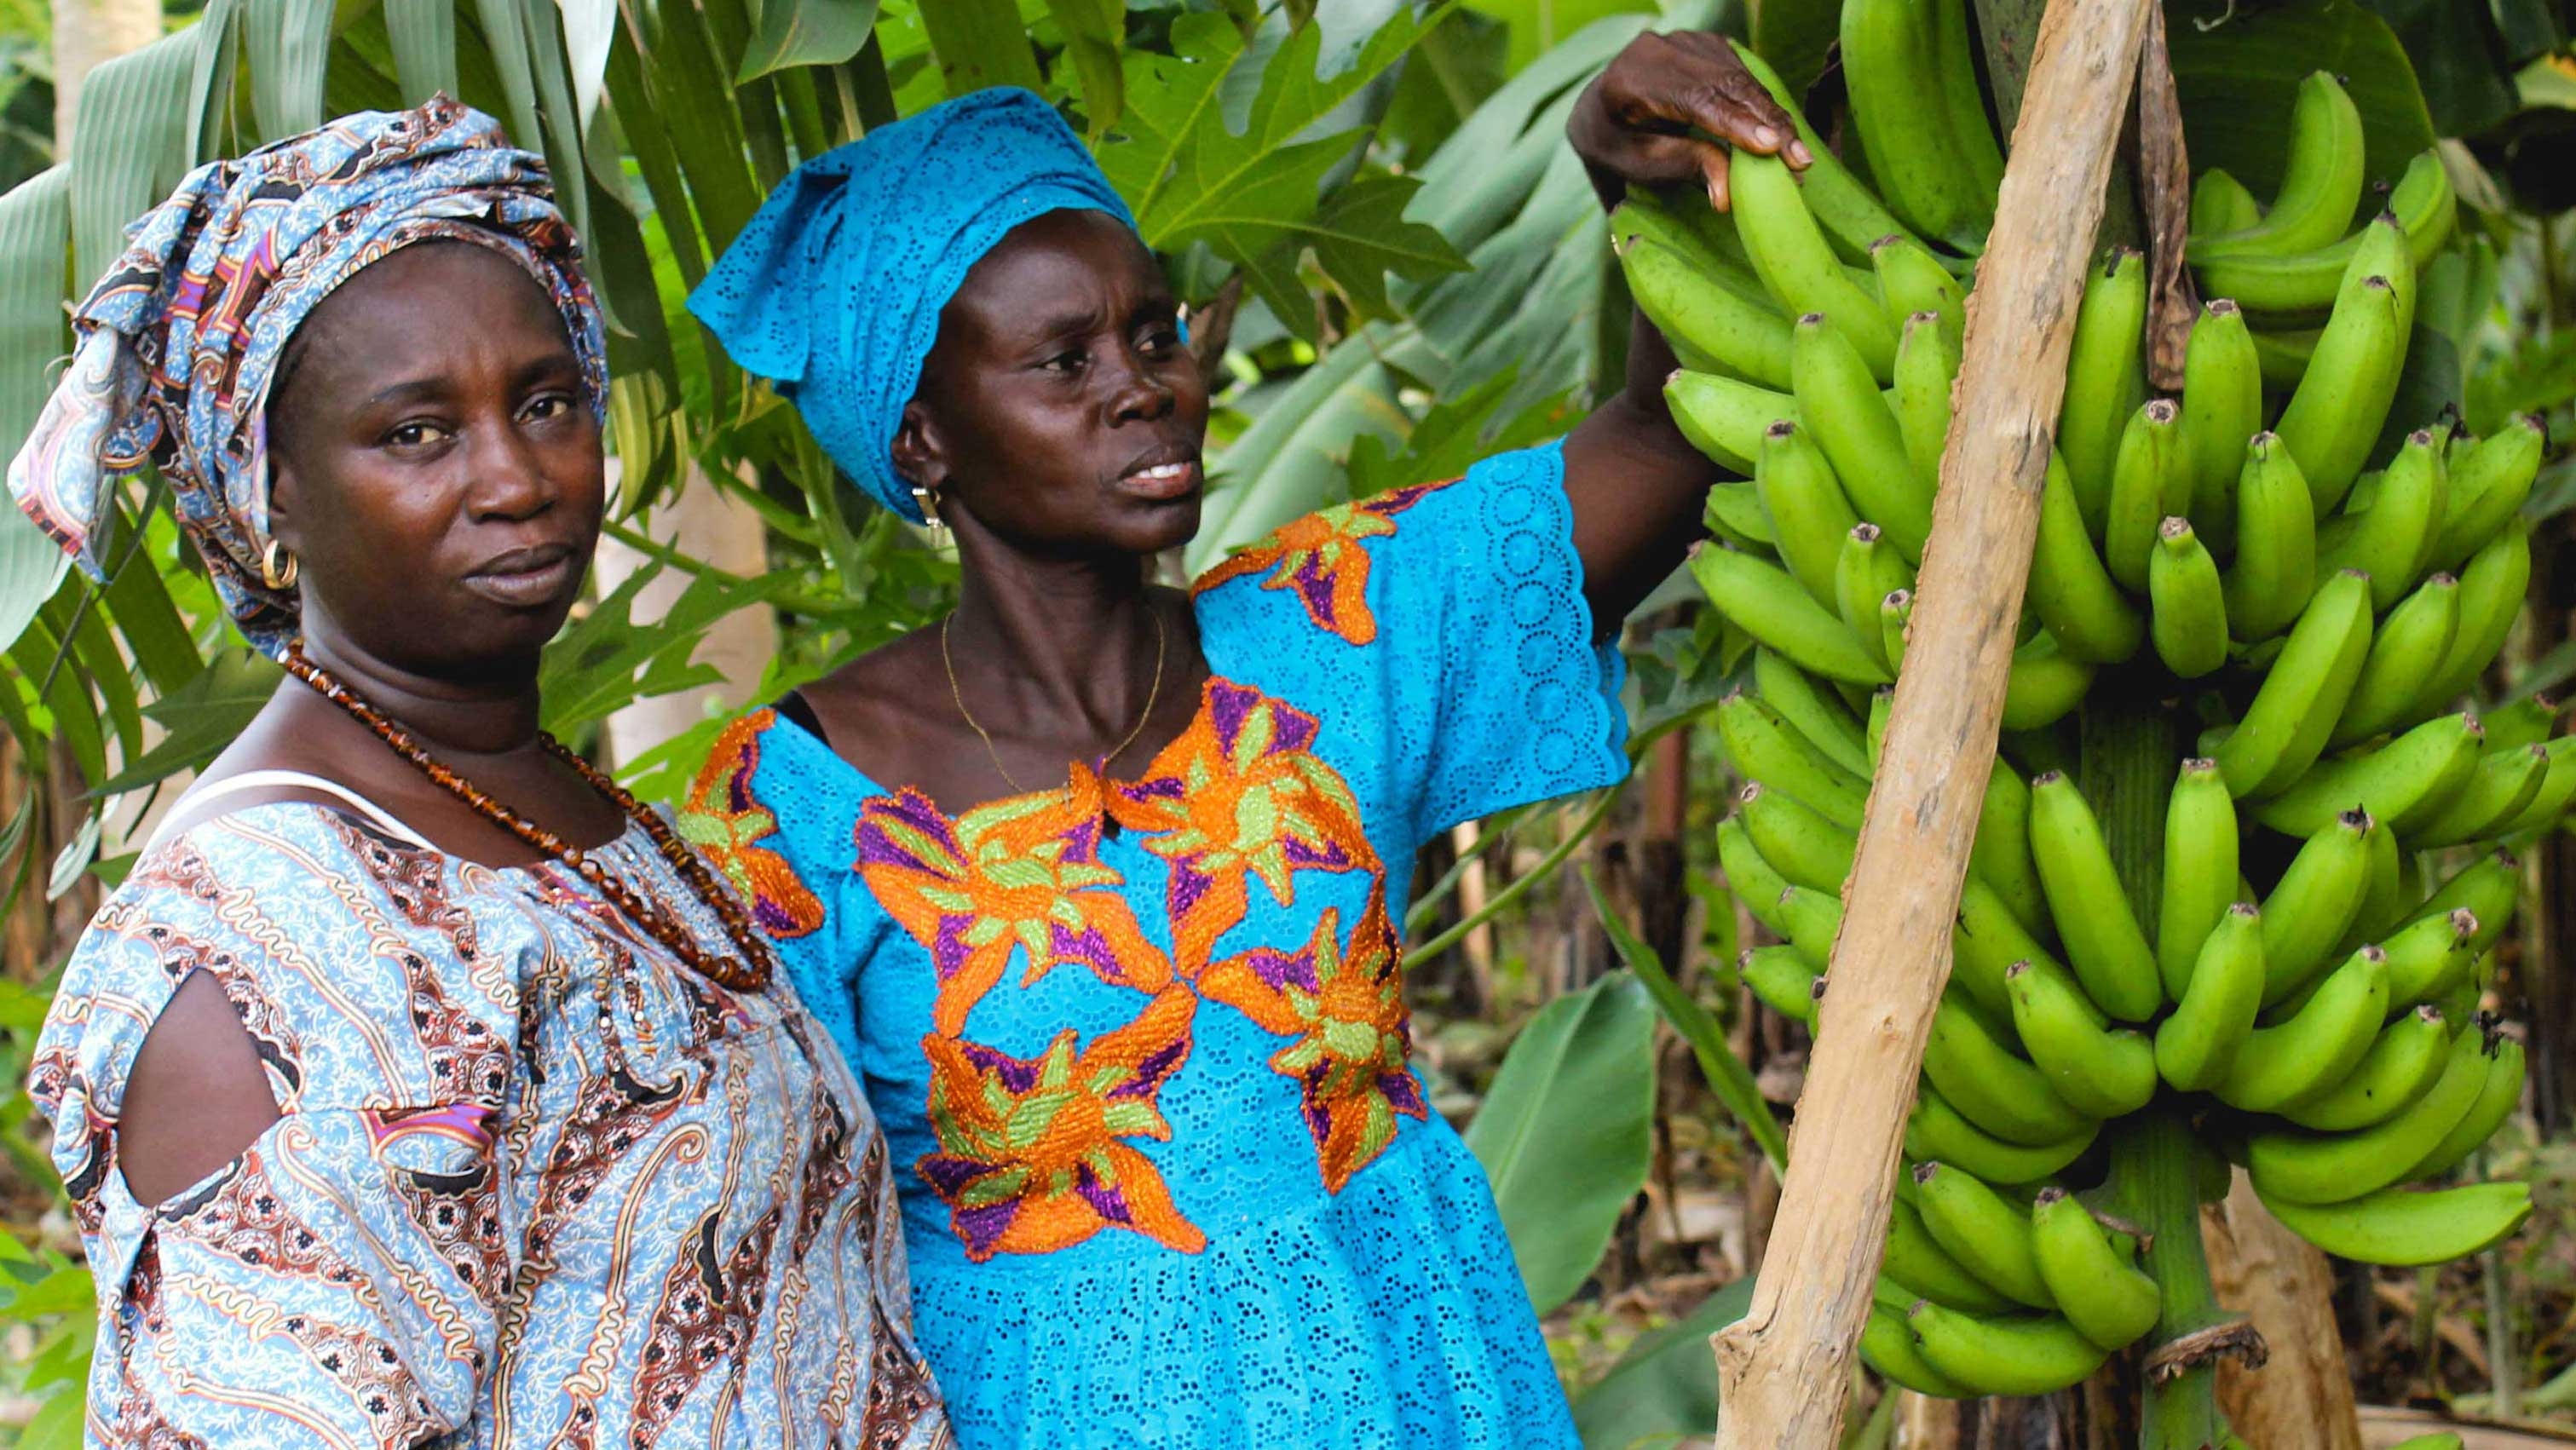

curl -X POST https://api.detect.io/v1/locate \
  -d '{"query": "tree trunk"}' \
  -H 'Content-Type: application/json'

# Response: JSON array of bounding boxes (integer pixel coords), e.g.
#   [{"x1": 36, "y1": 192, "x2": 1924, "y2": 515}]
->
[
  {"x1": 2203, "y1": 1171, "x2": 2366, "y2": 1450},
  {"x1": 595, "y1": 463, "x2": 778, "y2": 773},
  {"x1": 52, "y1": 0, "x2": 161, "y2": 149}
]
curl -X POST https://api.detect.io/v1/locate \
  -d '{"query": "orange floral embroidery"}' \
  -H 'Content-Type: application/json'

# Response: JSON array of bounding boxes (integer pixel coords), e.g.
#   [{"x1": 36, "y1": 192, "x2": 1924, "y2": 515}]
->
[
  {"x1": 1107, "y1": 679, "x2": 1374, "y2": 974},
  {"x1": 1190, "y1": 478, "x2": 1455, "y2": 644},
  {"x1": 677, "y1": 710, "x2": 824, "y2": 939},
  {"x1": 855, "y1": 768, "x2": 1173, "y2": 1035},
  {"x1": 1197, "y1": 886, "x2": 1425, "y2": 1192},
  {"x1": 918, "y1": 986, "x2": 1206, "y2": 1260}
]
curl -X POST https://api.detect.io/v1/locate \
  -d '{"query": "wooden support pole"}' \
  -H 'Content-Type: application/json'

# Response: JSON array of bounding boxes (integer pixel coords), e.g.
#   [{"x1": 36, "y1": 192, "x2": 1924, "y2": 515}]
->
[{"x1": 1707, "y1": 1, "x2": 2155, "y2": 1443}]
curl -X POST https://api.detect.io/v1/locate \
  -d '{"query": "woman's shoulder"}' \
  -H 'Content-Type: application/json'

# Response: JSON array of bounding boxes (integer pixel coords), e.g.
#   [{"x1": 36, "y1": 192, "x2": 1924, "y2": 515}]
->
[{"x1": 31, "y1": 802, "x2": 515, "y2": 1131}]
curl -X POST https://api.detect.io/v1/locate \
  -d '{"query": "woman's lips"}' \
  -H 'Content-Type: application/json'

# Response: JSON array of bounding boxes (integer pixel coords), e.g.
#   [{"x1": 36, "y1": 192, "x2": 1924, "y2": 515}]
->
[
  {"x1": 463, "y1": 546, "x2": 576, "y2": 607},
  {"x1": 1119, "y1": 458, "x2": 1202, "y2": 501}
]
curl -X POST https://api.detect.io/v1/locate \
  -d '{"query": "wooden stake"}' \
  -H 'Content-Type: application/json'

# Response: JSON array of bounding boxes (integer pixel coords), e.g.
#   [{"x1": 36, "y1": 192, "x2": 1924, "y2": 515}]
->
[
  {"x1": 2204, "y1": 1171, "x2": 2366, "y2": 1450},
  {"x1": 1707, "y1": 1, "x2": 2154, "y2": 1442}
]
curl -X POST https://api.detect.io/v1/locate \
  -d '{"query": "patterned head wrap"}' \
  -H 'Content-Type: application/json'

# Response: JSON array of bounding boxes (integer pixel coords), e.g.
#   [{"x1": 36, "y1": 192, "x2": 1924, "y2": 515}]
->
[
  {"x1": 7, "y1": 95, "x2": 608, "y2": 658},
  {"x1": 688, "y1": 87, "x2": 1138, "y2": 523}
]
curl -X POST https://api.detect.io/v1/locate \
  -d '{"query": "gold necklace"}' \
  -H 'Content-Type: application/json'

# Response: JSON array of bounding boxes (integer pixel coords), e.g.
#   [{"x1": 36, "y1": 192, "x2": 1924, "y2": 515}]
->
[{"x1": 942, "y1": 607, "x2": 1167, "y2": 796}]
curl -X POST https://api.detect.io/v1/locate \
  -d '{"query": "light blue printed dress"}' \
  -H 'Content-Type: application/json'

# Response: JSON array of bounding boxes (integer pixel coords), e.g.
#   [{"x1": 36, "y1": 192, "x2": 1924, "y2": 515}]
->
[
  {"x1": 700, "y1": 442, "x2": 1630, "y2": 1447},
  {"x1": 31, "y1": 797, "x2": 952, "y2": 1447}
]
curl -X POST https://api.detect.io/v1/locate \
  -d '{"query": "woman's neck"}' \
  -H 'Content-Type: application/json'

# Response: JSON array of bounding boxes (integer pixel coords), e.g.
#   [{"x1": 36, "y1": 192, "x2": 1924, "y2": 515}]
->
[
  {"x1": 946, "y1": 543, "x2": 1164, "y2": 732},
  {"x1": 295, "y1": 631, "x2": 546, "y2": 760}
]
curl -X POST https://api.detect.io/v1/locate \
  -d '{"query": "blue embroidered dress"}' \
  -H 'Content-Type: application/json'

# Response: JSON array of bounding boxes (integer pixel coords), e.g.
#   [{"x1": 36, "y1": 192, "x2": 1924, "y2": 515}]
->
[{"x1": 705, "y1": 442, "x2": 1628, "y2": 1447}]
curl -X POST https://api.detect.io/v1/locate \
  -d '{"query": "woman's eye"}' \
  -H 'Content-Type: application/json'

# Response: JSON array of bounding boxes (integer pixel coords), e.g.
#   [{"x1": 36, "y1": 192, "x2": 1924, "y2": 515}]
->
[
  {"x1": 1042, "y1": 348, "x2": 1088, "y2": 373},
  {"x1": 524, "y1": 393, "x2": 574, "y2": 422},
  {"x1": 385, "y1": 421, "x2": 450, "y2": 449},
  {"x1": 1143, "y1": 328, "x2": 1181, "y2": 354}
]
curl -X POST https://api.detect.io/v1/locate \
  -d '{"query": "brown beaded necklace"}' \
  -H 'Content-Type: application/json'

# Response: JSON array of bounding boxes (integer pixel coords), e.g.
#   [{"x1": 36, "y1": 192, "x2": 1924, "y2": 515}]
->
[{"x1": 281, "y1": 646, "x2": 774, "y2": 993}]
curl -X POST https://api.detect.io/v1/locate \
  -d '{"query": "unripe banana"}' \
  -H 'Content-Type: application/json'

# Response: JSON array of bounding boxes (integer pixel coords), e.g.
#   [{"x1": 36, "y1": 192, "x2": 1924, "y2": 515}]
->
[
  {"x1": 2251, "y1": 324, "x2": 2320, "y2": 387},
  {"x1": 1718, "y1": 815, "x2": 1793, "y2": 935},
  {"x1": 2157, "y1": 902, "x2": 2266, "y2": 1092},
  {"x1": 1867, "y1": 686, "x2": 1893, "y2": 772},
  {"x1": 2060, "y1": 250, "x2": 2149, "y2": 532},
  {"x1": 1836, "y1": 525, "x2": 1915, "y2": 675},
  {"x1": 2277, "y1": 266, "x2": 2409, "y2": 516},
  {"x1": 2247, "y1": 1022, "x2": 2490, "y2": 1203},
  {"x1": 1741, "y1": 780, "x2": 1856, "y2": 894},
  {"x1": 2319, "y1": 428, "x2": 2447, "y2": 612},
  {"x1": 1754, "y1": 647, "x2": 1876, "y2": 777},
  {"x1": 2029, "y1": 1188, "x2": 2161, "y2": 1350},
  {"x1": 1862, "y1": 1301, "x2": 1976, "y2": 1397},
  {"x1": 2480, "y1": 691, "x2": 2564, "y2": 756},
  {"x1": 1881, "y1": 589, "x2": 1914, "y2": 674},
  {"x1": 2331, "y1": 572, "x2": 2461, "y2": 747},
  {"x1": 2222, "y1": 433, "x2": 2319, "y2": 643},
  {"x1": 1611, "y1": 189, "x2": 1770, "y2": 300},
  {"x1": 1973, "y1": 762, "x2": 2053, "y2": 945},
  {"x1": 2429, "y1": 414, "x2": 2547, "y2": 574},
  {"x1": 1925, "y1": 995, "x2": 2095, "y2": 1145},
  {"x1": 2190, "y1": 72, "x2": 2367, "y2": 258},
  {"x1": 1732, "y1": 153, "x2": 1904, "y2": 377},
  {"x1": 1951, "y1": 875, "x2": 2074, "y2": 1021},
  {"x1": 1894, "y1": 311, "x2": 1961, "y2": 494},
  {"x1": 1928, "y1": 0, "x2": 2004, "y2": 204},
  {"x1": 1878, "y1": 239, "x2": 1969, "y2": 356},
  {"x1": 2181, "y1": 299, "x2": 2262, "y2": 551},
  {"x1": 1795, "y1": 313, "x2": 1933, "y2": 559},
  {"x1": 2149, "y1": 516, "x2": 2229, "y2": 677},
  {"x1": 1667, "y1": 369, "x2": 1799, "y2": 474},
  {"x1": 1755, "y1": 420, "x2": 1865, "y2": 610},
  {"x1": 2219, "y1": 942, "x2": 2390, "y2": 1113},
  {"x1": 1907, "y1": 1081, "x2": 2101, "y2": 1185},
  {"x1": 1718, "y1": 689, "x2": 1873, "y2": 826},
  {"x1": 2191, "y1": 167, "x2": 2263, "y2": 236},
  {"x1": 1695, "y1": 544, "x2": 1893, "y2": 687},
  {"x1": 2408, "y1": 1030, "x2": 2527, "y2": 1181},
  {"x1": 1727, "y1": 45, "x2": 1925, "y2": 265},
  {"x1": 1704, "y1": 480, "x2": 1779, "y2": 553},
  {"x1": 2028, "y1": 772, "x2": 2164, "y2": 1020},
  {"x1": 2495, "y1": 735, "x2": 2576, "y2": 838},
  {"x1": 2196, "y1": 150, "x2": 2456, "y2": 319},
  {"x1": 1617, "y1": 232, "x2": 1797, "y2": 387},
  {"x1": 2281, "y1": 1005, "x2": 2451, "y2": 1131},
  {"x1": 2411, "y1": 851, "x2": 2519, "y2": 955},
  {"x1": 2412, "y1": 742, "x2": 2554, "y2": 849},
  {"x1": 1887, "y1": 1194, "x2": 2021, "y2": 1314},
  {"x1": 2028, "y1": 450, "x2": 2146, "y2": 664},
  {"x1": 1911, "y1": 1161, "x2": 2053, "y2": 1309},
  {"x1": 1743, "y1": 943, "x2": 1824, "y2": 1027},
  {"x1": 2258, "y1": 1179, "x2": 2532, "y2": 1267},
  {"x1": 2258, "y1": 808, "x2": 2376, "y2": 1005},
  {"x1": 2158, "y1": 759, "x2": 2240, "y2": 1001},
  {"x1": 2216, "y1": 569, "x2": 2375, "y2": 797},
  {"x1": 2343, "y1": 811, "x2": 2408, "y2": 952},
  {"x1": 2003, "y1": 633, "x2": 2096, "y2": 732},
  {"x1": 2381, "y1": 908, "x2": 2481, "y2": 1010},
  {"x1": 2106, "y1": 400, "x2": 2189, "y2": 591},
  {"x1": 2007, "y1": 960, "x2": 2158, "y2": 1118},
  {"x1": 2414, "y1": 518, "x2": 2533, "y2": 716},
  {"x1": 1842, "y1": 0, "x2": 1991, "y2": 243},
  {"x1": 1769, "y1": 882, "x2": 1840, "y2": 970},
  {"x1": 2252, "y1": 711, "x2": 2483, "y2": 838},
  {"x1": 1906, "y1": 1301, "x2": 2111, "y2": 1396}
]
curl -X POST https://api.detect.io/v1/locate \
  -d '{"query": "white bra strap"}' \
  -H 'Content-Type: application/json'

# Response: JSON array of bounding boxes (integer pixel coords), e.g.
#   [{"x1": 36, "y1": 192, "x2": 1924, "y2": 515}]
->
[{"x1": 148, "y1": 769, "x2": 435, "y2": 853}]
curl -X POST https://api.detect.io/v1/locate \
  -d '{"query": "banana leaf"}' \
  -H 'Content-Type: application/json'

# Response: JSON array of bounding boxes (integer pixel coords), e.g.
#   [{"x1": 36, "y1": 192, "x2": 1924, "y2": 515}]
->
[{"x1": 1570, "y1": 1277, "x2": 1756, "y2": 1450}]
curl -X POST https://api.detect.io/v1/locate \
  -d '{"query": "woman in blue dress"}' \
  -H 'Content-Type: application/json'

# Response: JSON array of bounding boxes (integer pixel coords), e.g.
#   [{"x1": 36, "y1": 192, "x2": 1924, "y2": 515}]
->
[{"x1": 681, "y1": 29, "x2": 1802, "y2": 1448}]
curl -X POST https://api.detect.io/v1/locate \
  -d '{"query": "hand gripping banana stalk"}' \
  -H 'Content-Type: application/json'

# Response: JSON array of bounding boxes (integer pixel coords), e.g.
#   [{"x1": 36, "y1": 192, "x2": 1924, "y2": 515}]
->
[{"x1": 1639, "y1": 28, "x2": 2552, "y2": 1424}]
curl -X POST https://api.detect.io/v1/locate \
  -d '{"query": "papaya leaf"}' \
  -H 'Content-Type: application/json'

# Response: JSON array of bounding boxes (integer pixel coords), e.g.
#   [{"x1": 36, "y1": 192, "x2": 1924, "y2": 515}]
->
[
  {"x1": 738, "y1": 0, "x2": 877, "y2": 84},
  {"x1": 1045, "y1": 0, "x2": 1126, "y2": 133},
  {"x1": 1463, "y1": 967, "x2": 1657, "y2": 1314}
]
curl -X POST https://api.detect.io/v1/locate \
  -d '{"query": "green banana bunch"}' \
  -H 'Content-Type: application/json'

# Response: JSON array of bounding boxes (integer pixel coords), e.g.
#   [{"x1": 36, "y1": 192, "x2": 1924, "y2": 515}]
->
[{"x1": 1654, "y1": 39, "x2": 2556, "y2": 1357}]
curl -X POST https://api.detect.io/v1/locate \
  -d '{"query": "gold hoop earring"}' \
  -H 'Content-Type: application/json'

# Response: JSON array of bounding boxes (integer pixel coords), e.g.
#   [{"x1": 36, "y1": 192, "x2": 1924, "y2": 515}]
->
[
  {"x1": 912, "y1": 486, "x2": 948, "y2": 543},
  {"x1": 260, "y1": 538, "x2": 299, "y2": 590}
]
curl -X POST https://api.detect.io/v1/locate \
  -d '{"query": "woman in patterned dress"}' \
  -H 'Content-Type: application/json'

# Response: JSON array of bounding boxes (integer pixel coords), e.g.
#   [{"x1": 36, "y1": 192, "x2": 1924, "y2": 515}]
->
[
  {"x1": 678, "y1": 29, "x2": 1801, "y2": 1450},
  {"x1": 12, "y1": 100, "x2": 950, "y2": 1447}
]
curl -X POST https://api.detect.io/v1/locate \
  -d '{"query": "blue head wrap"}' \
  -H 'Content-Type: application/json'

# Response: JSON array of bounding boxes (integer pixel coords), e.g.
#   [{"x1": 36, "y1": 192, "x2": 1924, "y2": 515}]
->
[
  {"x1": 7, "y1": 96, "x2": 607, "y2": 658},
  {"x1": 689, "y1": 87, "x2": 1140, "y2": 523}
]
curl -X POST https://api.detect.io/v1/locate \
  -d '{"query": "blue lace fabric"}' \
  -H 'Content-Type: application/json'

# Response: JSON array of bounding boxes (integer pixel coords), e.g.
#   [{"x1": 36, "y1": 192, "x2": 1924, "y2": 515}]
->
[{"x1": 723, "y1": 441, "x2": 1628, "y2": 1447}]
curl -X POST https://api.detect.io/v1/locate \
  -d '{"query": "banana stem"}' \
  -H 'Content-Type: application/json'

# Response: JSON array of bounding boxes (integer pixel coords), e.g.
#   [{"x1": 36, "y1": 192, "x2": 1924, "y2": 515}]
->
[{"x1": 2116, "y1": 1111, "x2": 2228, "y2": 1450}]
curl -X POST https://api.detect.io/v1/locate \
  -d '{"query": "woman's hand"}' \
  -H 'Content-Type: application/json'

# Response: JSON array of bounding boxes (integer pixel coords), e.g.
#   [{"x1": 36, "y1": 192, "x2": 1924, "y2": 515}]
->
[{"x1": 1566, "y1": 31, "x2": 1811, "y2": 211}]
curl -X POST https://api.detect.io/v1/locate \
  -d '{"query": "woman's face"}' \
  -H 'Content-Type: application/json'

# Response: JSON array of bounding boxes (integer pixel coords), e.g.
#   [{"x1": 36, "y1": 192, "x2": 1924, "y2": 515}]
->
[
  {"x1": 266, "y1": 241, "x2": 604, "y2": 679},
  {"x1": 899, "y1": 209, "x2": 1210, "y2": 559}
]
